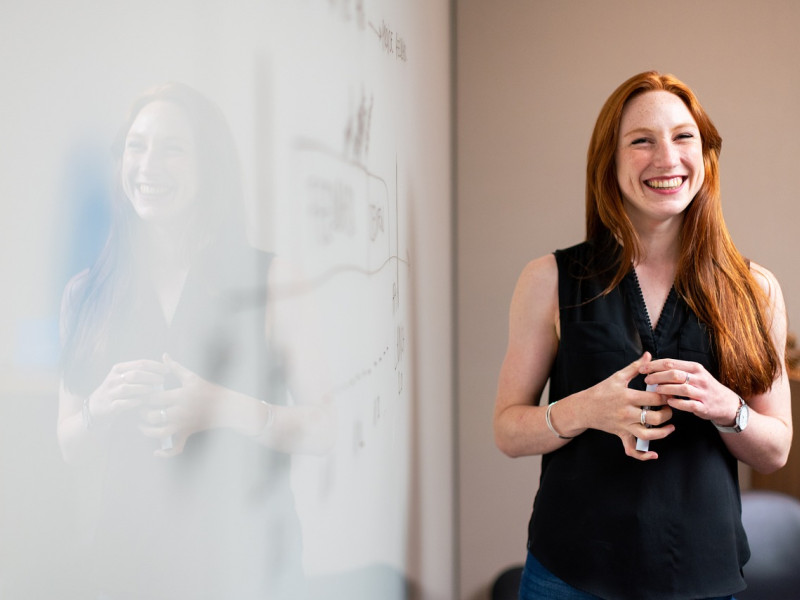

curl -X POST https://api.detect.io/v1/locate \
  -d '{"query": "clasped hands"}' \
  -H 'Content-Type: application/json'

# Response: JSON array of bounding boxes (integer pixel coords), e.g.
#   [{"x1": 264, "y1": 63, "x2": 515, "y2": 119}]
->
[
  {"x1": 588, "y1": 351, "x2": 742, "y2": 461},
  {"x1": 88, "y1": 354, "x2": 223, "y2": 457}
]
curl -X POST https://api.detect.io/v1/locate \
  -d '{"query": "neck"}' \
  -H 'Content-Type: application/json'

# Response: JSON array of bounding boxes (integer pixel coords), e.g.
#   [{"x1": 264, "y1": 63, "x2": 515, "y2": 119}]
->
[
  {"x1": 633, "y1": 217, "x2": 682, "y2": 269},
  {"x1": 138, "y1": 221, "x2": 195, "y2": 274}
]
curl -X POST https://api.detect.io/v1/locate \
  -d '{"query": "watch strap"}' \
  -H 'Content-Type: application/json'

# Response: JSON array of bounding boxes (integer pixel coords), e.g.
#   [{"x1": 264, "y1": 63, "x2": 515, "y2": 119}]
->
[{"x1": 714, "y1": 396, "x2": 746, "y2": 433}]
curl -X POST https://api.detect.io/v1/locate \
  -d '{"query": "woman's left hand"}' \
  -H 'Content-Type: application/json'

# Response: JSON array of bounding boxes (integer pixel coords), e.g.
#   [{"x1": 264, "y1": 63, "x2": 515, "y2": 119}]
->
[
  {"x1": 139, "y1": 354, "x2": 221, "y2": 457},
  {"x1": 640, "y1": 358, "x2": 740, "y2": 427}
]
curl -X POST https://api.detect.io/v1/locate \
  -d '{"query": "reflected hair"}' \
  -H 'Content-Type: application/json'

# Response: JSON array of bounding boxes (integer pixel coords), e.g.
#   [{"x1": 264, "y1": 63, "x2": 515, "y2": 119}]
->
[
  {"x1": 586, "y1": 71, "x2": 778, "y2": 398},
  {"x1": 61, "y1": 83, "x2": 245, "y2": 392}
]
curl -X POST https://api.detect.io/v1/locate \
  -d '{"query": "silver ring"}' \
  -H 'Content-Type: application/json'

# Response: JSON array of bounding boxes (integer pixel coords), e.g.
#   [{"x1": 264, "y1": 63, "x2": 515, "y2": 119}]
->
[
  {"x1": 160, "y1": 409, "x2": 167, "y2": 424},
  {"x1": 120, "y1": 373, "x2": 126, "y2": 383},
  {"x1": 684, "y1": 372, "x2": 691, "y2": 385},
  {"x1": 640, "y1": 406, "x2": 648, "y2": 427}
]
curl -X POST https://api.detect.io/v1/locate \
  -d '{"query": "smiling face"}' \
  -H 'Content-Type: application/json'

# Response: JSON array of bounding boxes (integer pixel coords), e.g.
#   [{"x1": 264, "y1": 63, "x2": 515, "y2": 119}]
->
[
  {"x1": 615, "y1": 90, "x2": 704, "y2": 229},
  {"x1": 121, "y1": 101, "x2": 199, "y2": 226}
]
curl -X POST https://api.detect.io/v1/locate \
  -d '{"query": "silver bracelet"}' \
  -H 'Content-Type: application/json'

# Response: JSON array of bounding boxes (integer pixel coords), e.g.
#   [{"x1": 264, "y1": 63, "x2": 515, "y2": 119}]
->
[
  {"x1": 82, "y1": 396, "x2": 94, "y2": 431},
  {"x1": 252, "y1": 402, "x2": 275, "y2": 437},
  {"x1": 546, "y1": 401, "x2": 574, "y2": 440}
]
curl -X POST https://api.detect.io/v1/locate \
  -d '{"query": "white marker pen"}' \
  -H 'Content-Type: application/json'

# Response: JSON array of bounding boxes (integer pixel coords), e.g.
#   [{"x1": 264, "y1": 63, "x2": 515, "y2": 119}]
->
[{"x1": 636, "y1": 383, "x2": 658, "y2": 452}]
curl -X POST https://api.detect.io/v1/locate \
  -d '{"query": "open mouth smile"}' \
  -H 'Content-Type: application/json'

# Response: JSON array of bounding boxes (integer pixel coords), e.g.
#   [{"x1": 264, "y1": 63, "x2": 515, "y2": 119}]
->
[
  {"x1": 644, "y1": 176, "x2": 685, "y2": 190},
  {"x1": 137, "y1": 183, "x2": 173, "y2": 195}
]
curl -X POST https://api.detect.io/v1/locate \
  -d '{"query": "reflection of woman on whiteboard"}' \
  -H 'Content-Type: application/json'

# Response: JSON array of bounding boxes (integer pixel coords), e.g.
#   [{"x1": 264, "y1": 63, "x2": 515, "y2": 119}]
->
[
  {"x1": 494, "y1": 72, "x2": 791, "y2": 599},
  {"x1": 57, "y1": 83, "x2": 331, "y2": 599}
]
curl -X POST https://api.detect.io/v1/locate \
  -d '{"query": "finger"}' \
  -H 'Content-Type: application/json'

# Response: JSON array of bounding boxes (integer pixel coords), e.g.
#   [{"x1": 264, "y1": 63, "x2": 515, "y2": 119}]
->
[
  {"x1": 109, "y1": 398, "x2": 143, "y2": 413},
  {"x1": 652, "y1": 385, "x2": 697, "y2": 403},
  {"x1": 118, "y1": 370, "x2": 167, "y2": 386},
  {"x1": 641, "y1": 358, "x2": 695, "y2": 375},
  {"x1": 154, "y1": 433, "x2": 187, "y2": 458},
  {"x1": 643, "y1": 368, "x2": 698, "y2": 392},
  {"x1": 138, "y1": 406, "x2": 175, "y2": 436},
  {"x1": 115, "y1": 359, "x2": 171, "y2": 376},
  {"x1": 667, "y1": 397, "x2": 705, "y2": 416},
  {"x1": 638, "y1": 422, "x2": 676, "y2": 440},
  {"x1": 139, "y1": 423, "x2": 176, "y2": 438},
  {"x1": 622, "y1": 436, "x2": 659, "y2": 461},
  {"x1": 636, "y1": 390, "x2": 670, "y2": 407},
  {"x1": 640, "y1": 406, "x2": 674, "y2": 426},
  {"x1": 162, "y1": 353, "x2": 195, "y2": 383},
  {"x1": 620, "y1": 352, "x2": 652, "y2": 382},
  {"x1": 140, "y1": 407, "x2": 171, "y2": 426},
  {"x1": 119, "y1": 382, "x2": 162, "y2": 398},
  {"x1": 144, "y1": 388, "x2": 181, "y2": 408}
]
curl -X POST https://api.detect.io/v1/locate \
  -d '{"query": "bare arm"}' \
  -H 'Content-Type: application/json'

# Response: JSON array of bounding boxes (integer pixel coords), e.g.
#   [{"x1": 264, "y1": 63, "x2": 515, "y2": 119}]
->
[
  {"x1": 57, "y1": 273, "x2": 166, "y2": 463},
  {"x1": 726, "y1": 263, "x2": 793, "y2": 472},
  {"x1": 493, "y1": 255, "x2": 562, "y2": 457}
]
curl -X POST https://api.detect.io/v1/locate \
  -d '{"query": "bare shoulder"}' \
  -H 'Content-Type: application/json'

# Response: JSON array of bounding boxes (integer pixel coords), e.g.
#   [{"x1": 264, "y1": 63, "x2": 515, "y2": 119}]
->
[
  {"x1": 508, "y1": 253, "x2": 559, "y2": 337},
  {"x1": 61, "y1": 269, "x2": 90, "y2": 312},
  {"x1": 749, "y1": 260, "x2": 788, "y2": 337},
  {"x1": 59, "y1": 269, "x2": 90, "y2": 340},
  {"x1": 749, "y1": 261, "x2": 785, "y2": 305},
  {"x1": 514, "y1": 253, "x2": 558, "y2": 300}
]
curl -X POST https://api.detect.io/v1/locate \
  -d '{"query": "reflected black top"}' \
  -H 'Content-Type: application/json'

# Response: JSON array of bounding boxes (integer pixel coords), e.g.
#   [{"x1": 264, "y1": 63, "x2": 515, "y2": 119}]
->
[
  {"x1": 69, "y1": 243, "x2": 301, "y2": 599},
  {"x1": 528, "y1": 241, "x2": 749, "y2": 600}
]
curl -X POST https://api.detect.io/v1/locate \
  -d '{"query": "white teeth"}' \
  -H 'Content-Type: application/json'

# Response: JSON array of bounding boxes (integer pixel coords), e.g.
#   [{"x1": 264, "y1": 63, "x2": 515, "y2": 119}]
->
[
  {"x1": 646, "y1": 176, "x2": 683, "y2": 189},
  {"x1": 138, "y1": 183, "x2": 171, "y2": 195}
]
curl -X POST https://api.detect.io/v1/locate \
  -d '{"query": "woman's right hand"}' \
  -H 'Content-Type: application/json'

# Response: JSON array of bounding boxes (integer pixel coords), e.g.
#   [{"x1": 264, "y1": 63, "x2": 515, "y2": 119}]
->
[
  {"x1": 585, "y1": 352, "x2": 675, "y2": 460},
  {"x1": 87, "y1": 359, "x2": 170, "y2": 429}
]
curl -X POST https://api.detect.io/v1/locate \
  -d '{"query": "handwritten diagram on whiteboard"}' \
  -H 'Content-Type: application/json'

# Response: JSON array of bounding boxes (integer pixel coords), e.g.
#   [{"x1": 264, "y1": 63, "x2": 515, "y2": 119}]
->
[{"x1": 260, "y1": 1, "x2": 414, "y2": 578}]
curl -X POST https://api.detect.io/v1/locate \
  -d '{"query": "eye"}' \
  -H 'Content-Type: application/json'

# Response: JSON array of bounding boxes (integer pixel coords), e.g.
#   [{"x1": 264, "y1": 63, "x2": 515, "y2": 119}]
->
[
  {"x1": 124, "y1": 138, "x2": 145, "y2": 152},
  {"x1": 675, "y1": 132, "x2": 696, "y2": 141},
  {"x1": 631, "y1": 137, "x2": 650, "y2": 145},
  {"x1": 165, "y1": 143, "x2": 187, "y2": 155}
]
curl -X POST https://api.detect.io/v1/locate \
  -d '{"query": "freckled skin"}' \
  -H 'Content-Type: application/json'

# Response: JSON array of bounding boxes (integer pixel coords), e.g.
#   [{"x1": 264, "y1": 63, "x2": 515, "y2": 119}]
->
[{"x1": 616, "y1": 91, "x2": 705, "y2": 230}]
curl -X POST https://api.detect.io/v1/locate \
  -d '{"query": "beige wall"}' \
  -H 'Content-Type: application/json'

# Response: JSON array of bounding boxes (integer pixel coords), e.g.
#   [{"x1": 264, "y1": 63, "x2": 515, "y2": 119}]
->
[{"x1": 456, "y1": 1, "x2": 800, "y2": 598}]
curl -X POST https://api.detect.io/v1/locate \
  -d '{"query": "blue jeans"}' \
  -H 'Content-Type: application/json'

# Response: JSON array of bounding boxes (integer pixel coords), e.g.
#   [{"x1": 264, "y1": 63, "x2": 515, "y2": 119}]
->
[{"x1": 519, "y1": 552, "x2": 735, "y2": 600}]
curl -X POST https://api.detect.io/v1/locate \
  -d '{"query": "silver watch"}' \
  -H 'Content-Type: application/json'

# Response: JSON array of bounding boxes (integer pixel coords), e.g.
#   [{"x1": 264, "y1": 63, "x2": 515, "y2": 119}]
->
[{"x1": 714, "y1": 396, "x2": 749, "y2": 433}]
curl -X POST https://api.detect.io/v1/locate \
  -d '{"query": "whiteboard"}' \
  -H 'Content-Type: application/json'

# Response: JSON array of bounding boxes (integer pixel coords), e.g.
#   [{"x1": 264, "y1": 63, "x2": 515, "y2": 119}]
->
[{"x1": 0, "y1": 1, "x2": 453, "y2": 598}]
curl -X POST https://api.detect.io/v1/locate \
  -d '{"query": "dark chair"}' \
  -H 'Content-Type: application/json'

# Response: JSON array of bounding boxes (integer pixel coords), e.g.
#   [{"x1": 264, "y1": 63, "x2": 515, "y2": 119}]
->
[
  {"x1": 738, "y1": 490, "x2": 800, "y2": 600},
  {"x1": 490, "y1": 564, "x2": 524, "y2": 600}
]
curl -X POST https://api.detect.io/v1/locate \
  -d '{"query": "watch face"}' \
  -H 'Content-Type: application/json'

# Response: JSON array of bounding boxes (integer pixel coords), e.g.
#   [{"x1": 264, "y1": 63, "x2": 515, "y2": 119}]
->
[{"x1": 738, "y1": 404, "x2": 749, "y2": 430}]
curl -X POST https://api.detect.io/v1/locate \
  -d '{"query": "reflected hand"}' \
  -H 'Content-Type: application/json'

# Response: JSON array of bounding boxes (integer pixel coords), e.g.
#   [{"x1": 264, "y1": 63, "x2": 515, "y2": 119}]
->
[
  {"x1": 88, "y1": 359, "x2": 170, "y2": 428},
  {"x1": 585, "y1": 352, "x2": 674, "y2": 460},
  {"x1": 641, "y1": 358, "x2": 741, "y2": 427},
  {"x1": 139, "y1": 354, "x2": 223, "y2": 457}
]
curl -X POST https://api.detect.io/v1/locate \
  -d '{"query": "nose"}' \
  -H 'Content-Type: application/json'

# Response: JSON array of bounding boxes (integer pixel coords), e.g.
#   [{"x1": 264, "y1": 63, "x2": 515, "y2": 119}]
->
[
  {"x1": 139, "y1": 145, "x2": 166, "y2": 174},
  {"x1": 653, "y1": 140, "x2": 680, "y2": 169}
]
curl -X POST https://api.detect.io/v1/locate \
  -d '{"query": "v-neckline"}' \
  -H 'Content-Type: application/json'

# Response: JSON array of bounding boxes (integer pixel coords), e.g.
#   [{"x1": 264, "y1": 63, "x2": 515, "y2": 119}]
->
[
  {"x1": 150, "y1": 267, "x2": 191, "y2": 328},
  {"x1": 627, "y1": 268, "x2": 677, "y2": 356}
]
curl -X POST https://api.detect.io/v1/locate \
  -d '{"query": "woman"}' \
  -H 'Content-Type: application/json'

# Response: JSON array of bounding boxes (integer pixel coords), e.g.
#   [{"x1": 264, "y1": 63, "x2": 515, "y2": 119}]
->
[
  {"x1": 58, "y1": 83, "x2": 330, "y2": 599},
  {"x1": 494, "y1": 71, "x2": 792, "y2": 599}
]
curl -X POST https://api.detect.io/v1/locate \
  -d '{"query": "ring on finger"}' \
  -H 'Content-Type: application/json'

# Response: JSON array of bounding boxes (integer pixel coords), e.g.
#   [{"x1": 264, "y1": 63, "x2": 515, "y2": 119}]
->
[
  {"x1": 684, "y1": 372, "x2": 691, "y2": 385},
  {"x1": 640, "y1": 406, "x2": 649, "y2": 427},
  {"x1": 159, "y1": 408, "x2": 167, "y2": 425}
]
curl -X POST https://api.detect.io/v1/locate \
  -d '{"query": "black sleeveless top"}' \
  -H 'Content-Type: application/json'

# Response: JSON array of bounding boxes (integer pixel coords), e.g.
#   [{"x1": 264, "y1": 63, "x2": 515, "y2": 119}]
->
[{"x1": 528, "y1": 242, "x2": 749, "y2": 600}]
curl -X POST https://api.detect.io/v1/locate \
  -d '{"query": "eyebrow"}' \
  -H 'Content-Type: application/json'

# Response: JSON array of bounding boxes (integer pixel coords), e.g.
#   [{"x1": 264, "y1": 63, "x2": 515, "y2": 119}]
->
[{"x1": 125, "y1": 132, "x2": 192, "y2": 144}]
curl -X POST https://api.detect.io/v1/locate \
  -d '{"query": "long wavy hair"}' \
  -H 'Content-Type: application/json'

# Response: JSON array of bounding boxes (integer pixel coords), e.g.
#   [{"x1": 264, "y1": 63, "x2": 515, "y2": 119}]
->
[
  {"x1": 586, "y1": 71, "x2": 778, "y2": 398},
  {"x1": 61, "y1": 83, "x2": 245, "y2": 393}
]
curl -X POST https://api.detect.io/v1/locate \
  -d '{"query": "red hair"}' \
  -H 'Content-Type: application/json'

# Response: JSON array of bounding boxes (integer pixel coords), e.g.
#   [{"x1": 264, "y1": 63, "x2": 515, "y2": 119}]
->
[{"x1": 586, "y1": 71, "x2": 778, "y2": 398}]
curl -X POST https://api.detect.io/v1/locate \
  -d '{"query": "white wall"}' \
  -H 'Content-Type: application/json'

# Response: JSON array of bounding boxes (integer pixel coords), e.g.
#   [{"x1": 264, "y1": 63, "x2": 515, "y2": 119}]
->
[{"x1": 456, "y1": 1, "x2": 800, "y2": 598}]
